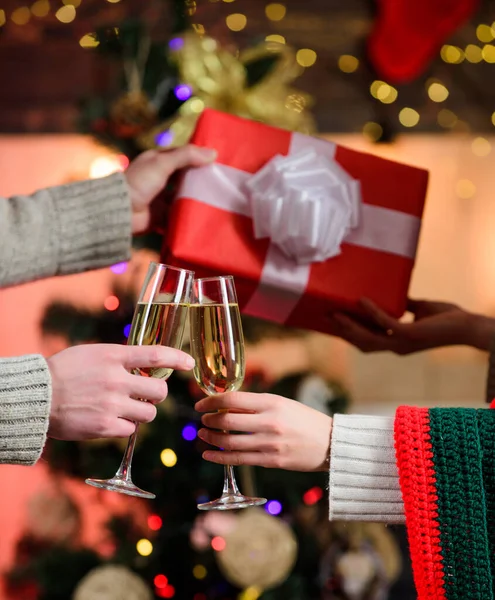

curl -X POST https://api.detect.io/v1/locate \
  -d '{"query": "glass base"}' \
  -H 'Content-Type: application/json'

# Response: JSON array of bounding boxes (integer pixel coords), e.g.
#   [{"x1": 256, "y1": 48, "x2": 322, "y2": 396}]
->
[
  {"x1": 85, "y1": 477, "x2": 156, "y2": 499},
  {"x1": 198, "y1": 494, "x2": 266, "y2": 511}
]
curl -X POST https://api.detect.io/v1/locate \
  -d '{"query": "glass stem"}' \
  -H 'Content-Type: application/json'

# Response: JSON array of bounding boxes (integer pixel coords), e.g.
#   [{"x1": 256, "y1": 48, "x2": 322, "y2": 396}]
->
[
  {"x1": 115, "y1": 424, "x2": 139, "y2": 482},
  {"x1": 222, "y1": 464, "x2": 241, "y2": 497}
]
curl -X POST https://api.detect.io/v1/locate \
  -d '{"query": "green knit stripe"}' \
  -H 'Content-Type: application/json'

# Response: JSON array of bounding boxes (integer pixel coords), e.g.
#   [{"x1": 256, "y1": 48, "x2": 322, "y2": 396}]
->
[
  {"x1": 428, "y1": 408, "x2": 492, "y2": 600},
  {"x1": 477, "y1": 409, "x2": 495, "y2": 594}
]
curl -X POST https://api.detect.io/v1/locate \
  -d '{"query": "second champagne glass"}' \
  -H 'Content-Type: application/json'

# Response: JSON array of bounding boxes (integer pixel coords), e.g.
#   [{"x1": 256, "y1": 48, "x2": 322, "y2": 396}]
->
[
  {"x1": 190, "y1": 276, "x2": 266, "y2": 510},
  {"x1": 85, "y1": 262, "x2": 194, "y2": 499}
]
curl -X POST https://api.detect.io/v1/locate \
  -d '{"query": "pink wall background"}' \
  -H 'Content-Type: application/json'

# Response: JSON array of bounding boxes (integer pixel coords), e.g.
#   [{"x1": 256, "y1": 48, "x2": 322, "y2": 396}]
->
[{"x1": 0, "y1": 135, "x2": 146, "y2": 588}]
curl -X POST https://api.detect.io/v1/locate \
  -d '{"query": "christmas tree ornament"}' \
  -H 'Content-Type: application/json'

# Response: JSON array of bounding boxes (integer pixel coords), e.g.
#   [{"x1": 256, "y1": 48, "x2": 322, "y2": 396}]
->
[
  {"x1": 73, "y1": 565, "x2": 152, "y2": 600},
  {"x1": 26, "y1": 486, "x2": 80, "y2": 544},
  {"x1": 216, "y1": 507, "x2": 298, "y2": 590}
]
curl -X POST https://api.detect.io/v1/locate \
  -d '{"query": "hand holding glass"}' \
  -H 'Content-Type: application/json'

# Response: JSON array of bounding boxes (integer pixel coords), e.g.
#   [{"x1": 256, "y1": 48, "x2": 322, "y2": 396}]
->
[
  {"x1": 85, "y1": 262, "x2": 194, "y2": 499},
  {"x1": 190, "y1": 276, "x2": 266, "y2": 510}
]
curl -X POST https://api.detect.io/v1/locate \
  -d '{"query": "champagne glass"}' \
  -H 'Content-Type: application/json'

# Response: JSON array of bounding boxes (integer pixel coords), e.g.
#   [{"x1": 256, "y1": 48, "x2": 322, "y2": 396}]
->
[
  {"x1": 190, "y1": 276, "x2": 266, "y2": 510},
  {"x1": 85, "y1": 262, "x2": 194, "y2": 499}
]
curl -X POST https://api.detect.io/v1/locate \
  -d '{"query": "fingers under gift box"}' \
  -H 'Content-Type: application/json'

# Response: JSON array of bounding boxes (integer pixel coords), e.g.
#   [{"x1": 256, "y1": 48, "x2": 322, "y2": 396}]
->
[{"x1": 161, "y1": 109, "x2": 428, "y2": 335}]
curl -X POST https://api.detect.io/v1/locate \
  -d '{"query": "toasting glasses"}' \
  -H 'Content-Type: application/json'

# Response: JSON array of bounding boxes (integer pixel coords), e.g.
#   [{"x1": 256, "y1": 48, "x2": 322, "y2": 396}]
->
[
  {"x1": 189, "y1": 276, "x2": 267, "y2": 510},
  {"x1": 85, "y1": 262, "x2": 194, "y2": 499}
]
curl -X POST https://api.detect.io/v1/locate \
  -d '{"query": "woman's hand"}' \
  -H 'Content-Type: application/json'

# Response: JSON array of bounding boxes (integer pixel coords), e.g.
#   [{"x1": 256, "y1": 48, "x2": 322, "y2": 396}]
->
[
  {"x1": 195, "y1": 392, "x2": 332, "y2": 472},
  {"x1": 328, "y1": 297, "x2": 495, "y2": 355}
]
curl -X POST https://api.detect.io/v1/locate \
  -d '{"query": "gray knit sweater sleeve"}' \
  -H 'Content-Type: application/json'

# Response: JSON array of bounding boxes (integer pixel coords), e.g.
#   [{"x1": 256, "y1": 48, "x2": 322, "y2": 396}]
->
[
  {"x1": 0, "y1": 172, "x2": 132, "y2": 465},
  {"x1": 0, "y1": 172, "x2": 131, "y2": 287},
  {"x1": 329, "y1": 413, "x2": 405, "y2": 524}
]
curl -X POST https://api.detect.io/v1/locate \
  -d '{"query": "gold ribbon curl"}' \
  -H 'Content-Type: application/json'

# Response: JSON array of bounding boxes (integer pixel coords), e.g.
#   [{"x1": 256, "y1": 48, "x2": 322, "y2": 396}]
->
[{"x1": 138, "y1": 33, "x2": 316, "y2": 150}]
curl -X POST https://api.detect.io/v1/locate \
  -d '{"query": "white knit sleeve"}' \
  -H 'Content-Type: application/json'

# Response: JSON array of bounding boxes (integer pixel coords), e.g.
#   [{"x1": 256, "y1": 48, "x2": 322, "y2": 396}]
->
[{"x1": 329, "y1": 413, "x2": 404, "y2": 524}]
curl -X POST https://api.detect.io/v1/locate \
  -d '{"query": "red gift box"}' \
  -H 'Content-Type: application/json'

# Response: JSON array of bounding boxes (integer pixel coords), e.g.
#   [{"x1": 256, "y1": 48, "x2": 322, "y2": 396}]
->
[{"x1": 162, "y1": 109, "x2": 428, "y2": 335}]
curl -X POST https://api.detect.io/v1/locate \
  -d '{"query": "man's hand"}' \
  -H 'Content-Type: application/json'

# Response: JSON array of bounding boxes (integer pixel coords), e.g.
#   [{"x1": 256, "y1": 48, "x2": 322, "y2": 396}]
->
[
  {"x1": 125, "y1": 145, "x2": 217, "y2": 234},
  {"x1": 47, "y1": 344, "x2": 195, "y2": 440},
  {"x1": 328, "y1": 297, "x2": 495, "y2": 355}
]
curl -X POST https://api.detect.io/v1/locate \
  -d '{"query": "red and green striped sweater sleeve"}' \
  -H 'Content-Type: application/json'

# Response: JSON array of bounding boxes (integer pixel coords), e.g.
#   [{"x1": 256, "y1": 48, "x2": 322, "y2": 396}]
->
[{"x1": 394, "y1": 406, "x2": 495, "y2": 600}]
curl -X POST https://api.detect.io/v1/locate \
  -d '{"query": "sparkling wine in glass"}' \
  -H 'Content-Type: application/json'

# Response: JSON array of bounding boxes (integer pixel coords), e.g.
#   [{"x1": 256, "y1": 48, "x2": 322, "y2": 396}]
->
[
  {"x1": 85, "y1": 262, "x2": 194, "y2": 499},
  {"x1": 190, "y1": 276, "x2": 266, "y2": 510}
]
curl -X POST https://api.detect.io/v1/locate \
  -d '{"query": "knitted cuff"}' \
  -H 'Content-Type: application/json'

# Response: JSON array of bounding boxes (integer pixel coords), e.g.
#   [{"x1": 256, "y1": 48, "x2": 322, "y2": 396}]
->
[{"x1": 394, "y1": 406, "x2": 492, "y2": 600}]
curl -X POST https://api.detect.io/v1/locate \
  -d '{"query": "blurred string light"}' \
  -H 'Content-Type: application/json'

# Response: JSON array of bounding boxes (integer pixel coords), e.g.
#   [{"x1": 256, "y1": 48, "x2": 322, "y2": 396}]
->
[
  {"x1": 192, "y1": 23, "x2": 205, "y2": 34},
  {"x1": 185, "y1": 0, "x2": 197, "y2": 16},
  {"x1": 427, "y1": 80, "x2": 449, "y2": 102},
  {"x1": 155, "y1": 575, "x2": 168, "y2": 589},
  {"x1": 265, "y1": 34, "x2": 285, "y2": 44},
  {"x1": 11, "y1": 6, "x2": 31, "y2": 25},
  {"x1": 472, "y1": 136, "x2": 491, "y2": 156},
  {"x1": 491, "y1": 112, "x2": 495, "y2": 126},
  {"x1": 194, "y1": 595, "x2": 207, "y2": 600},
  {"x1": 123, "y1": 324, "x2": 131, "y2": 338},
  {"x1": 63, "y1": 0, "x2": 81, "y2": 6},
  {"x1": 370, "y1": 80, "x2": 397, "y2": 104},
  {"x1": 90, "y1": 155, "x2": 127, "y2": 178},
  {"x1": 265, "y1": 500, "x2": 282, "y2": 515},
  {"x1": 80, "y1": 33, "x2": 99, "y2": 48},
  {"x1": 296, "y1": 48, "x2": 317, "y2": 67},
  {"x1": 110, "y1": 262, "x2": 128, "y2": 275},
  {"x1": 104, "y1": 296, "x2": 119, "y2": 311},
  {"x1": 437, "y1": 108, "x2": 458, "y2": 128},
  {"x1": 182, "y1": 424, "x2": 197, "y2": 441},
  {"x1": 239, "y1": 586, "x2": 262, "y2": 600},
  {"x1": 476, "y1": 23, "x2": 494, "y2": 42},
  {"x1": 0, "y1": 9, "x2": 6, "y2": 26},
  {"x1": 303, "y1": 486, "x2": 323, "y2": 505},
  {"x1": 193, "y1": 565, "x2": 207, "y2": 579},
  {"x1": 148, "y1": 514, "x2": 163, "y2": 530},
  {"x1": 223, "y1": 0, "x2": 235, "y2": 3},
  {"x1": 465, "y1": 44, "x2": 482, "y2": 63},
  {"x1": 265, "y1": 3, "x2": 286, "y2": 21},
  {"x1": 338, "y1": 54, "x2": 359, "y2": 73},
  {"x1": 161, "y1": 448, "x2": 177, "y2": 467},
  {"x1": 55, "y1": 4, "x2": 76, "y2": 23},
  {"x1": 456, "y1": 179, "x2": 476, "y2": 199},
  {"x1": 482, "y1": 44, "x2": 495, "y2": 63},
  {"x1": 398, "y1": 107, "x2": 420, "y2": 128},
  {"x1": 136, "y1": 539, "x2": 153, "y2": 556},
  {"x1": 174, "y1": 84, "x2": 193, "y2": 101},
  {"x1": 440, "y1": 44, "x2": 464, "y2": 63},
  {"x1": 211, "y1": 536, "x2": 226, "y2": 551},
  {"x1": 31, "y1": 0, "x2": 50, "y2": 18},
  {"x1": 158, "y1": 586, "x2": 175, "y2": 599},
  {"x1": 226, "y1": 13, "x2": 246, "y2": 31},
  {"x1": 362, "y1": 122, "x2": 383, "y2": 142},
  {"x1": 106, "y1": 0, "x2": 122, "y2": 3}
]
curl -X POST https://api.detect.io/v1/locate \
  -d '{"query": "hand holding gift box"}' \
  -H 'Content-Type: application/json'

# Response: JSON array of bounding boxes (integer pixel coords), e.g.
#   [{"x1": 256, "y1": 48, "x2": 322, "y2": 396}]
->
[{"x1": 162, "y1": 109, "x2": 428, "y2": 336}]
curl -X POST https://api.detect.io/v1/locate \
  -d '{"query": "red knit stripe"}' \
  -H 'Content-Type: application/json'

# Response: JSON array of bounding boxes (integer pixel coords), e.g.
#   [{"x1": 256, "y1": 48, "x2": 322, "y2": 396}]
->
[{"x1": 394, "y1": 406, "x2": 446, "y2": 599}]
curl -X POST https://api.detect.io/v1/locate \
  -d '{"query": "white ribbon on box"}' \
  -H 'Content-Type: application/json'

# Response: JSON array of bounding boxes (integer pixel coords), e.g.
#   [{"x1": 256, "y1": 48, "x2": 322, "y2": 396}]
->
[{"x1": 177, "y1": 133, "x2": 422, "y2": 323}]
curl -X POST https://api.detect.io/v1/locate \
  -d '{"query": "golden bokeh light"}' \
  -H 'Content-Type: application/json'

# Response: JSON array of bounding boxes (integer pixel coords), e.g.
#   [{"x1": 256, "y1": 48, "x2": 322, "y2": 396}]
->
[
  {"x1": 79, "y1": 33, "x2": 100, "y2": 49},
  {"x1": 136, "y1": 539, "x2": 153, "y2": 557},
  {"x1": 483, "y1": 44, "x2": 495, "y2": 63},
  {"x1": 427, "y1": 82, "x2": 449, "y2": 103},
  {"x1": 193, "y1": 565, "x2": 207, "y2": 579},
  {"x1": 437, "y1": 109, "x2": 458, "y2": 128},
  {"x1": 296, "y1": 49, "x2": 317, "y2": 67},
  {"x1": 31, "y1": 0, "x2": 50, "y2": 17},
  {"x1": 455, "y1": 179, "x2": 476, "y2": 199},
  {"x1": 265, "y1": 3, "x2": 286, "y2": 21},
  {"x1": 160, "y1": 448, "x2": 178, "y2": 467},
  {"x1": 0, "y1": 9, "x2": 6, "y2": 26},
  {"x1": 265, "y1": 34, "x2": 285, "y2": 44},
  {"x1": 362, "y1": 122, "x2": 383, "y2": 142},
  {"x1": 440, "y1": 45, "x2": 464, "y2": 64},
  {"x1": 55, "y1": 5, "x2": 75, "y2": 22},
  {"x1": 398, "y1": 108, "x2": 420, "y2": 128},
  {"x1": 465, "y1": 44, "x2": 483, "y2": 63},
  {"x1": 226, "y1": 13, "x2": 247, "y2": 31},
  {"x1": 476, "y1": 24, "x2": 494, "y2": 43},
  {"x1": 471, "y1": 137, "x2": 491, "y2": 157},
  {"x1": 338, "y1": 55, "x2": 359, "y2": 73},
  {"x1": 11, "y1": 6, "x2": 31, "y2": 25}
]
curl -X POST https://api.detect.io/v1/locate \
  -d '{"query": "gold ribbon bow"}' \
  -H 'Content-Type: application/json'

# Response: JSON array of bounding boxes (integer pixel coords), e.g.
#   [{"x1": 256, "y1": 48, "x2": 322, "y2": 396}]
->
[{"x1": 138, "y1": 33, "x2": 316, "y2": 149}]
